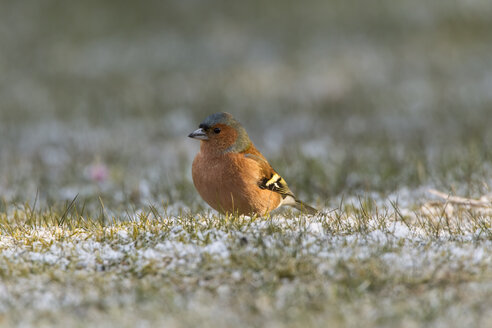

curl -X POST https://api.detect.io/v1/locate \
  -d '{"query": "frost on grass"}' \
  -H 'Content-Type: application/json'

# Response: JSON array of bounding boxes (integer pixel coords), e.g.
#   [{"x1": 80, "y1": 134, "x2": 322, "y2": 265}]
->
[{"x1": 0, "y1": 202, "x2": 491, "y2": 327}]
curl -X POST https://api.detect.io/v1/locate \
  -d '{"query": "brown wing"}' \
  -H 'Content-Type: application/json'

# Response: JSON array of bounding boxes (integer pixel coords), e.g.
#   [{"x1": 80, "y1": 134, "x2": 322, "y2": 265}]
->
[
  {"x1": 242, "y1": 145, "x2": 318, "y2": 215},
  {"x1": 242, "y1": 146, "x2": 295, "y2": 200}
]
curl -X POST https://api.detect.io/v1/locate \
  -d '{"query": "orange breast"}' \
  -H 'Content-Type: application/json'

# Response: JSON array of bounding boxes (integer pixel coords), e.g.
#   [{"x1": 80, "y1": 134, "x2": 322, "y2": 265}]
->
[{"x1": 192, "y1": 151, "x2": 281, "y2": 216}]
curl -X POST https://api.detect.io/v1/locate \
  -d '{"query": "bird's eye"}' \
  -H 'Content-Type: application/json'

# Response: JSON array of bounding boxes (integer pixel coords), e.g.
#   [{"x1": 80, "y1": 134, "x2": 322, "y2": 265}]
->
[{"x1": 213, "y1": 128, "x2": 221, "y2": 134}]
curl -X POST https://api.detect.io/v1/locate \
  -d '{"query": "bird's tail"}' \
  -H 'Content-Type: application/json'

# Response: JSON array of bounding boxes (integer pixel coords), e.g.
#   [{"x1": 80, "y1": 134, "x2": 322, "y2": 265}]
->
[
  {"x1": 280, "y1": 195, "x2": 318, "y2": 215},
  {"x1": 293, "y1": 199, "x2": 318, "y2": 215}
]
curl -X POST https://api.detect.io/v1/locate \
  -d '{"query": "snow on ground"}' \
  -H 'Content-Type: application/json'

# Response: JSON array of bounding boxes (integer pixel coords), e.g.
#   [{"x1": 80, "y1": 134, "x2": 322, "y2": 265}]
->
[
  {"x1": 1, "y1": 213, "x2": 490, "y2": 284},
  {"x1": 0, "y1": 205, "x2": 491, "y2": 327}
]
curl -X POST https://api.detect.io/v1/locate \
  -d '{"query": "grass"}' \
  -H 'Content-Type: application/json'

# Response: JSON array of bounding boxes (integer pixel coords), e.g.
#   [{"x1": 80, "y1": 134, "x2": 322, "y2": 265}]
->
[
  {"x1": 0, "y1": 199, "x2": 491, "y2": 327},
  {"x1": 1, "y1": 0, "x2": 492, "y2": 327}
]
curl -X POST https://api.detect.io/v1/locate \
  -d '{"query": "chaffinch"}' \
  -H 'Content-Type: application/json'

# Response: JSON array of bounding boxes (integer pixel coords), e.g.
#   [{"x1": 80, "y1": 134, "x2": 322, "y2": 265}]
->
[{"x1": 188, "y1": 112, "x2": 318, "y2": 216}]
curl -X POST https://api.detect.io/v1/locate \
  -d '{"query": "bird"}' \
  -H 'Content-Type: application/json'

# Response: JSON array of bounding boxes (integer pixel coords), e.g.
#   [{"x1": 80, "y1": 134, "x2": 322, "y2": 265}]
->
[{"x1": 188, "y1": 112, "x2": 318, "y2": 216}]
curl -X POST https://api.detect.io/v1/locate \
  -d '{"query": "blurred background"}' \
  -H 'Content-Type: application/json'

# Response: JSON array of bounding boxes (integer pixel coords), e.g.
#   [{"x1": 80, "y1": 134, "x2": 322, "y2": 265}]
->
[{"x1": 1, "y1": 0, "x2": 492, "y2": 212}]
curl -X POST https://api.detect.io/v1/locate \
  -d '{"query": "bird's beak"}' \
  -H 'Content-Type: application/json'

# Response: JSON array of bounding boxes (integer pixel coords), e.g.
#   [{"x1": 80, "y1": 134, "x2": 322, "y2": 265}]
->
[{"x1": 188, "y1": 128, "x2": 209, "y2": 140}]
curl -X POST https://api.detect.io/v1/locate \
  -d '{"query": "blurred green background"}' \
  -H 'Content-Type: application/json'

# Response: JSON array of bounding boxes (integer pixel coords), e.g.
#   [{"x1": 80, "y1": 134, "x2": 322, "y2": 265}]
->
[{"x1": 1, "y1": 0, "x2": 492, "y2": 211}]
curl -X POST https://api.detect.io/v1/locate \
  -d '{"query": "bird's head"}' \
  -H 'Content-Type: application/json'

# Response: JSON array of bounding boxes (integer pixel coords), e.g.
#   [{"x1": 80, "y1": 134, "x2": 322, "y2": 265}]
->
[{"x1": 188, "y1": 112, "x2": 251, "y2": 153}]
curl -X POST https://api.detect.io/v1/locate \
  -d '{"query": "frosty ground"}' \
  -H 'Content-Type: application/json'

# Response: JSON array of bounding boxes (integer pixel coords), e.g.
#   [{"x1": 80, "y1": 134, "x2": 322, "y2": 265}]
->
[
  {"x1": 1, "y1": 196, "x2": 491, "y2": 327},
  {"x1": 2, "y1": 0, "x2": 492, "y2": 327}
]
